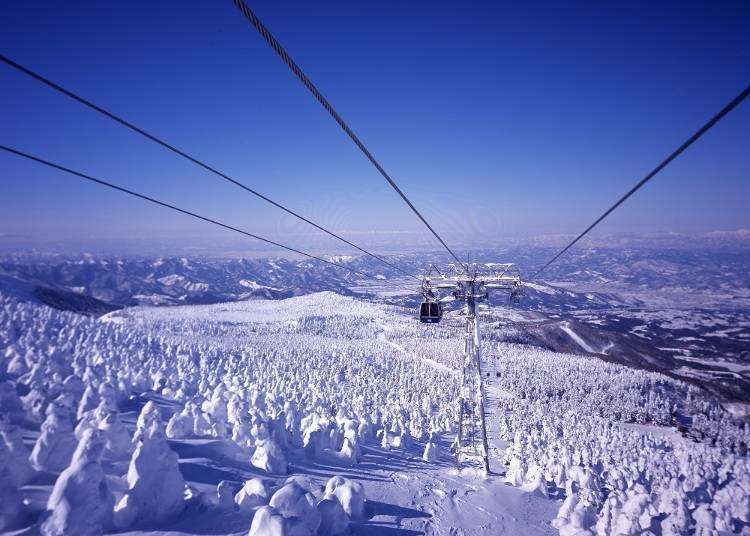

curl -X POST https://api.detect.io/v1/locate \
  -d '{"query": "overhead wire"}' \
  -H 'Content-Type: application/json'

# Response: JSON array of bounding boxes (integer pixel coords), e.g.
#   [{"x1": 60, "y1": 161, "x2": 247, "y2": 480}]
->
[
  {"x1": 230, "y1": 0, "x2": 467, "y2": 272},
  {"x1": 0, "y1": 53, "x2": 420, "y2": 282},
  {"x1": 0, "y1": 144, "x2": 420, "y2": 293},
  {"x1": 532, "y1": 83, "x2": 750, "y2": 280}
]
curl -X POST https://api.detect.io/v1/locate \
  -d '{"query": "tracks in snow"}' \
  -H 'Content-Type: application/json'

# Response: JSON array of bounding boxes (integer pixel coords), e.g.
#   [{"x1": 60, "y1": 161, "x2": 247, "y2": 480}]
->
[{"x1": 374, "y1": 319, "x2": 512, "y2": 474}]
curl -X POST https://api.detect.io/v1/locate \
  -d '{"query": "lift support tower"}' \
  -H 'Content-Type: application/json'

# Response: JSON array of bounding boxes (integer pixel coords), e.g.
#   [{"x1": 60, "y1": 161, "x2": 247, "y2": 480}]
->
[{"x1": 425, "y1": 263, "x2": 522, "y2": 473}]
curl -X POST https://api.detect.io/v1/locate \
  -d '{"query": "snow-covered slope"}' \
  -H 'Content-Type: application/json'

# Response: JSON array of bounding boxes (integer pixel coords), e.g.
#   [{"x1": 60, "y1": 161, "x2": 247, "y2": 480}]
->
[
  {"x1": 0, "y1": 272, "x2": 120, "y2": 316},
  {"x1": 1, "y1": 290, "x2": 748, "y2": 535},
  {"x1": 0, "y1": 255, "x2": 366, "y2": 308},
  {"x1": 103, "y1": 291, "x2": 389, "y2": 325}
]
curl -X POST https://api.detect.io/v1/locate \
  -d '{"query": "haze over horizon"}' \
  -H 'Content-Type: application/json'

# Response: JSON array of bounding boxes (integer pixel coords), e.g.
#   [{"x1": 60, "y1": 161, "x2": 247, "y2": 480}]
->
[{"x1": 1, "y1": 228, "x2": 748, "y2": 260}]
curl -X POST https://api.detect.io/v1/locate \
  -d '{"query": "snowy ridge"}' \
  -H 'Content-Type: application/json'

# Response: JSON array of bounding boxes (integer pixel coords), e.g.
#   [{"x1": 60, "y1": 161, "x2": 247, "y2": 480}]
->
[
  {"x1": 0, "y1": 255, "x2": 361, "y2": 309},
  {"x1": 103, "y1": 291, "x2": 391, "y2": 325}
]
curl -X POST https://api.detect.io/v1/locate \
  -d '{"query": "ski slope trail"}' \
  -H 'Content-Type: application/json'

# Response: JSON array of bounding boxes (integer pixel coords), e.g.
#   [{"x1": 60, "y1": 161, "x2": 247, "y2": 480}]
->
[
  {"x1": 373, "y1": 316, "x2": 557, "y2": 533},
  {"x1": 481, "y1": 353, "x2": 515, "y2": 472},
  {"x1": 375, "y1": 319, "x2": 458, "y2": 378},
  {"x1": 376, "y1": 316, "x2": 513, "y2": 473}
]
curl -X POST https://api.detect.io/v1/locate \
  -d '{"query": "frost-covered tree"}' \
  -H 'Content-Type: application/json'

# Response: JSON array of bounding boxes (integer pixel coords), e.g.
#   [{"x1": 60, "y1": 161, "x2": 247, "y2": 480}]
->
[
  {"x1": 113, "y1": 408, "x2": 185, "y2": 528},
  {"x1": 30, "y1": 402, "x2": 77, "y2": 472},
  {"x1": 41, "y1": 428, "x2": 114, "y2": 536}
]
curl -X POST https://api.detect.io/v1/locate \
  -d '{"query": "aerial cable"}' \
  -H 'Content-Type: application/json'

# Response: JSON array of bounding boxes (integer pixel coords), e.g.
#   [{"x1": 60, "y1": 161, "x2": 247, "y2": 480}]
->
[
  {"x1": 230, "y1": 1, "x2": 467, "y2": 272},
  {"x1": 532, "y1": 83, "x2": 750, "y2": 280},
  {"x1": 0, "y1": 144, "x2": 420, "y2": 292},
  {"x1": 0, "y1": 54, "x2": 419, "y2": 282}
]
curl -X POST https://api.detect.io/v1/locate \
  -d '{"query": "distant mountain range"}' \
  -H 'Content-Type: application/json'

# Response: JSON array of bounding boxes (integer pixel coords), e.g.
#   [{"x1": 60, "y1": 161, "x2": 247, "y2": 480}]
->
[
  {"x1": 1, "y1": 245, "x2": 748, "y2": 402},
  {"x1": 0, "y1": 255, "x2": 357, "y2": 308}
]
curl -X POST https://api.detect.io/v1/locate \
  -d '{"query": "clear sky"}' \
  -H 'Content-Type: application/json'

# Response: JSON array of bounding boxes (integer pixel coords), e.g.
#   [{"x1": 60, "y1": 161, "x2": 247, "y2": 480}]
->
[{"x1": 1, "y1": 1, "x2": 748, "y2": 255}]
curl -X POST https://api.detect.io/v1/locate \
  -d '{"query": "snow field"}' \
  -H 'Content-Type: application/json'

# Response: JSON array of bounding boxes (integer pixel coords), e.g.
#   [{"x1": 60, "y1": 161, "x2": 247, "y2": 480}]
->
[
  {"x1": 358, "y1": 303, "x2": 750, "y2": 533},
  {"x1": 1, "y1": 290, "x2": 749, "y2": 535},
  {"x1": 0, "y1": 292, "x2": 457, "y2": 534}
]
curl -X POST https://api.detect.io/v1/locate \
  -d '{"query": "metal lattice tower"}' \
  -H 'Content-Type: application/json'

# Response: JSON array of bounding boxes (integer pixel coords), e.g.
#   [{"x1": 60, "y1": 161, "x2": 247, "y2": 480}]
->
[{"x1": 425, "y1": 263, "x2": 522, "y2": 474}]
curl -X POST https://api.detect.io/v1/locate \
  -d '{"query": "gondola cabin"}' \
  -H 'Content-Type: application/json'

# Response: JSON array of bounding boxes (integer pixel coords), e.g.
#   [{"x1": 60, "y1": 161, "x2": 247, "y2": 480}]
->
[{"x1": 419, "y1": 300, "x2": 442, "y2": 323}]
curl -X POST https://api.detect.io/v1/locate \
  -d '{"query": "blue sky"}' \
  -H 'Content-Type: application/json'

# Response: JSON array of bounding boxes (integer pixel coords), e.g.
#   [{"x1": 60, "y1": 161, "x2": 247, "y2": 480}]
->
[{"x1": 1, "y1": 1, "x2": 748, "y2": 254}]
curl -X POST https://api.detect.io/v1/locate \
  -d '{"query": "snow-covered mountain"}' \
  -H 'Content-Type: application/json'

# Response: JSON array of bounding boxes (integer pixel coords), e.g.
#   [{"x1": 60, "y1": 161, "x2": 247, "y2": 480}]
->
[
  {"x1": 2, "y1": 247, "x2": 749, "y2": 403},
  {"x1": 0, "y1": 254, "x2": 361, "y2": 308},
  {"x1": 1, "y1": 288, "x2": 748, "y2": 535},
  {"x1": 0, "y1": 273, "x2": 120, "y2": 316}
]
